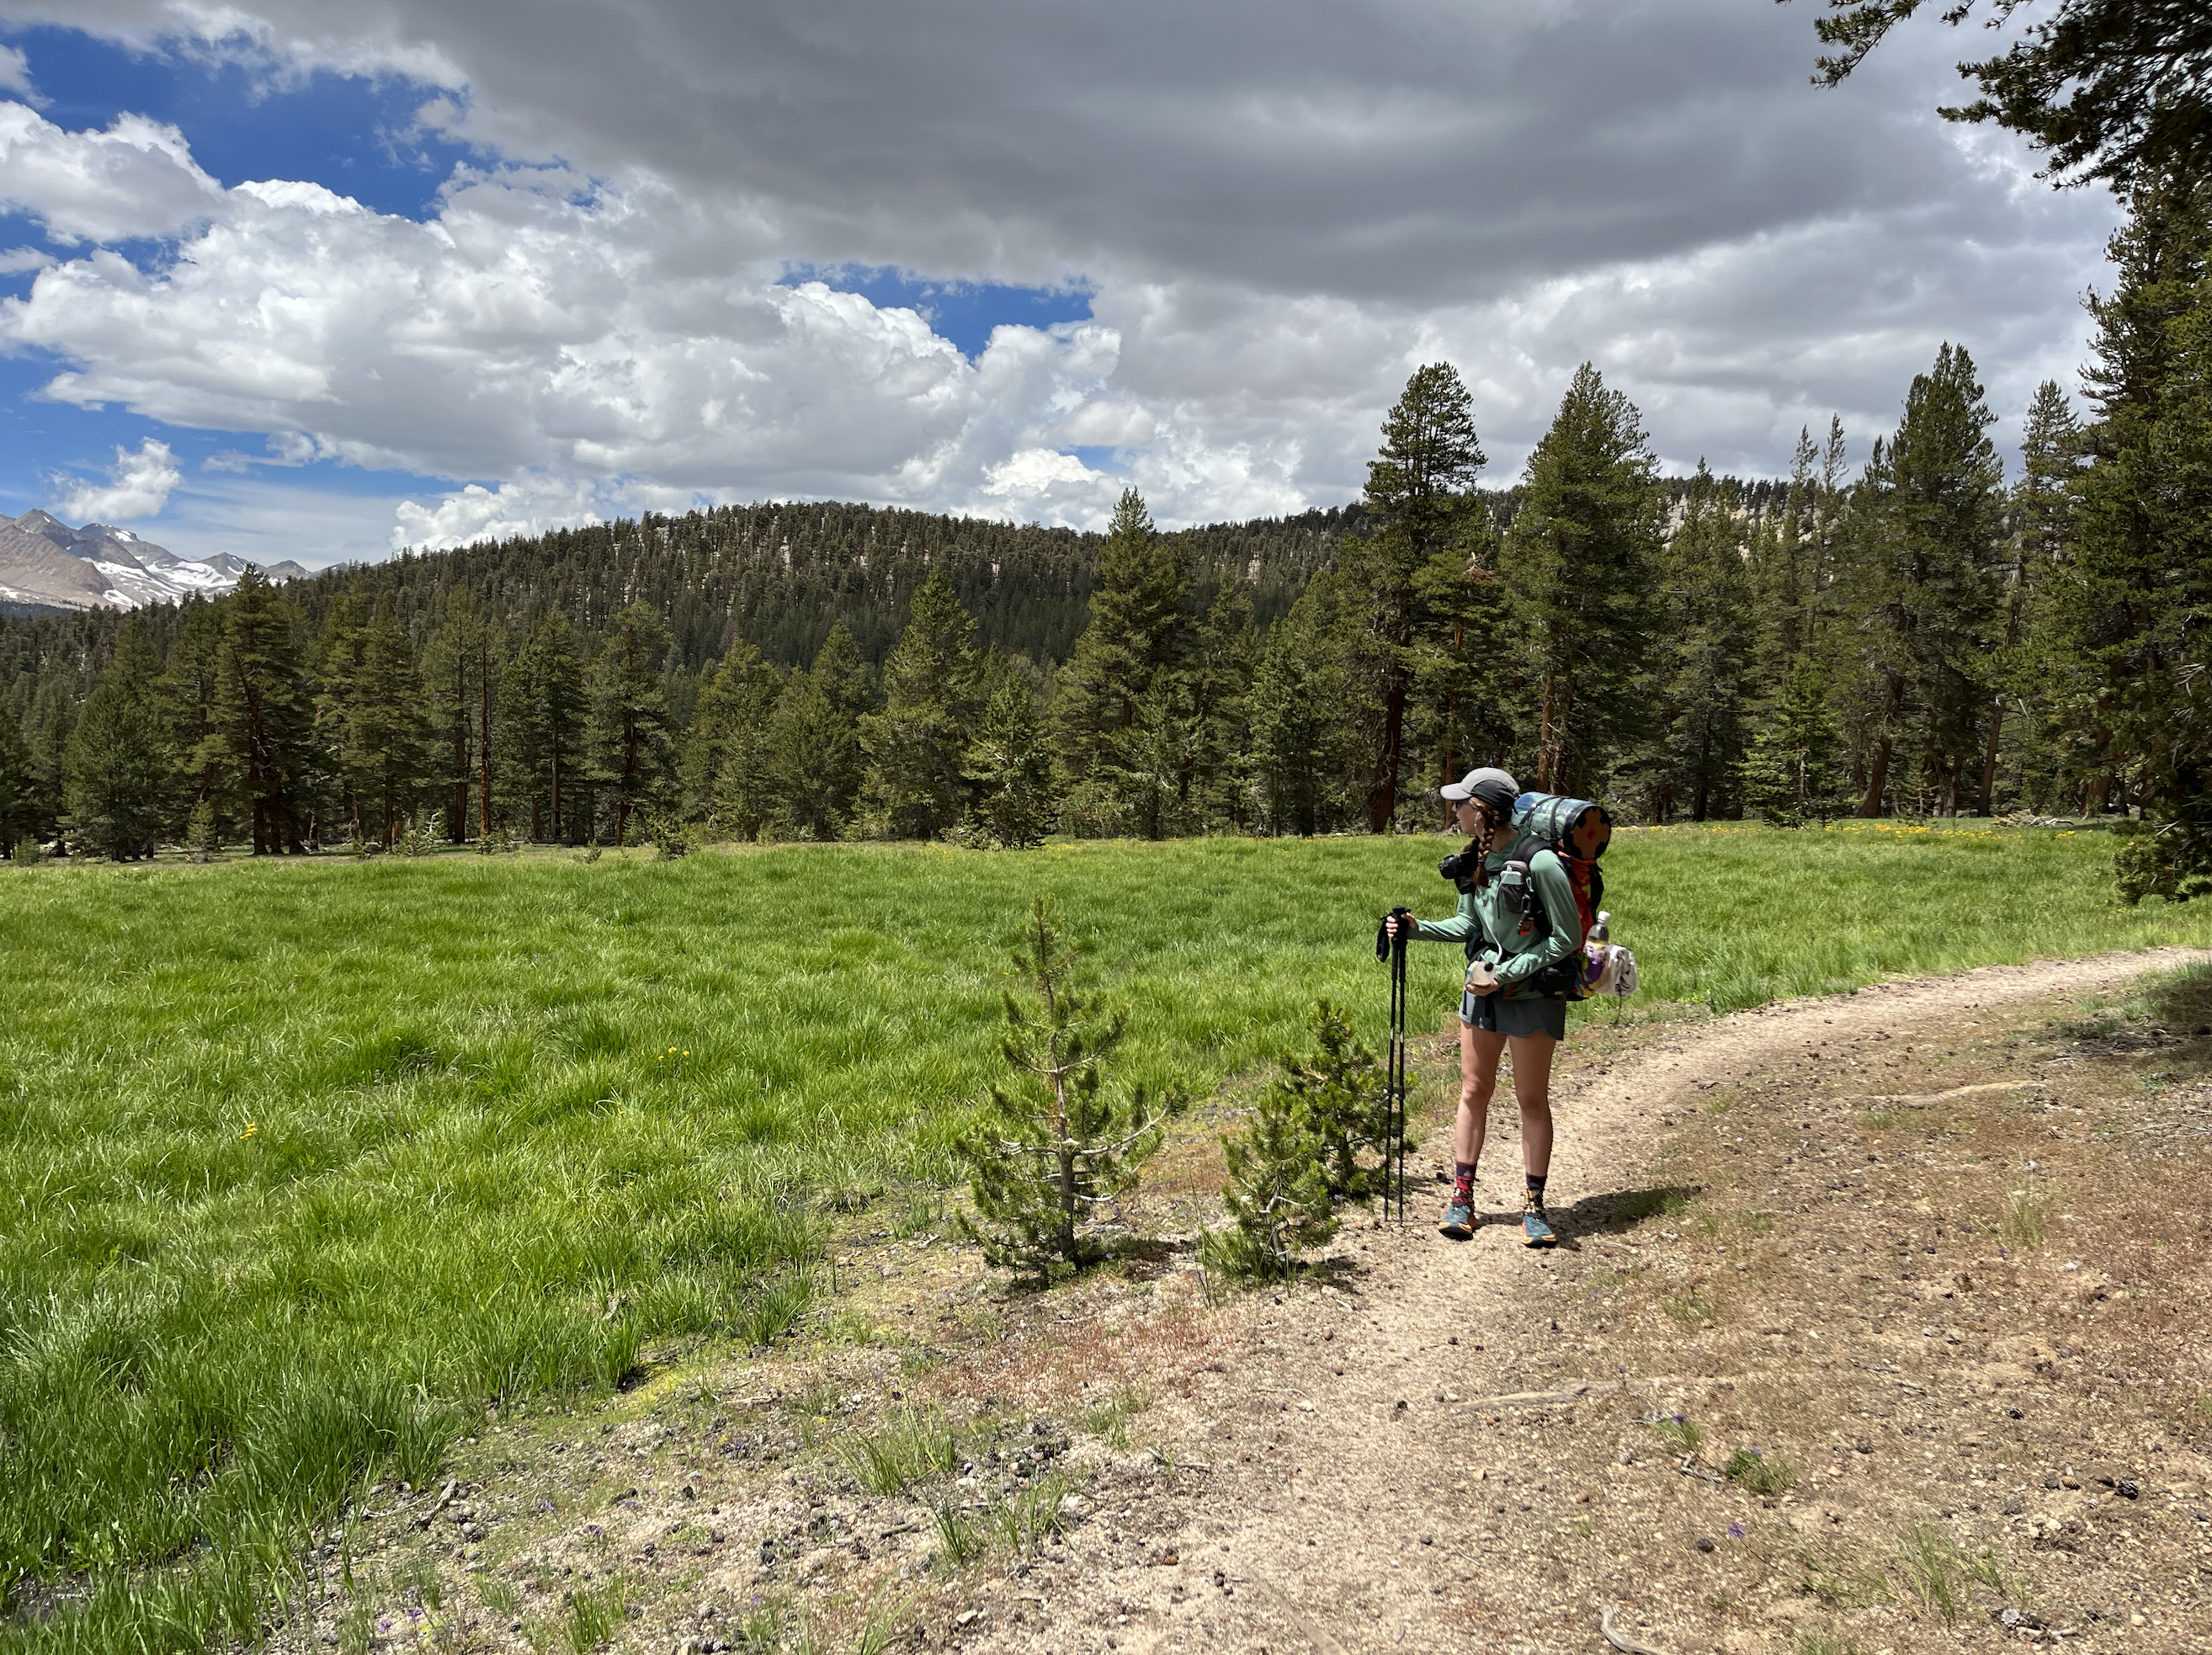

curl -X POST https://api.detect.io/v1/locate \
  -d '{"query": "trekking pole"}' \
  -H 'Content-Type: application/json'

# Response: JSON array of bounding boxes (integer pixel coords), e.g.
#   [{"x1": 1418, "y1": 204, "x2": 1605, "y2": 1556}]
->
[{"x1": 1392, "y1": 923, "x2": 1408, "y2": 1221}]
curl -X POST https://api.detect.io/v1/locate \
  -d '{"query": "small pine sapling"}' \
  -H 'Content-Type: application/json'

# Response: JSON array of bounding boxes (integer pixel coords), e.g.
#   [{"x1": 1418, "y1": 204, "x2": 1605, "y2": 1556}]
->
[
  {"x1": 1207, "y1": 999, "x2": 1404, "y2": 1284},
  {"x1": 186, "y1": 798, "x2": 221, "y2": 863},
  {"x1": 957, "y1": 897, "x2": 1184, "y2": 1278},
  {"x1": 1210, "y1": 1081, "x2": 1332, "y2": 1282},
  {"x1": 396, "y1": 810, "x2": 444, "y2": 857},
  {"x1": 1271, "y1": 998, "x2": 1397, "y2": 1203}
]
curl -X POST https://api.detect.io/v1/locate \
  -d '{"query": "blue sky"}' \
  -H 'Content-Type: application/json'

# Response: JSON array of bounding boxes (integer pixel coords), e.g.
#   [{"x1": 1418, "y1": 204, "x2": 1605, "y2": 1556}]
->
[
  {"x1": 0, "y1": 24, "x2": 1099, "y2": 562},
  {"x1": 0, "y1": 1, "x2": 2122, "y2": 562},
  {"x1": 0, "y1": 29, "x2": 467, "y2": 555}
]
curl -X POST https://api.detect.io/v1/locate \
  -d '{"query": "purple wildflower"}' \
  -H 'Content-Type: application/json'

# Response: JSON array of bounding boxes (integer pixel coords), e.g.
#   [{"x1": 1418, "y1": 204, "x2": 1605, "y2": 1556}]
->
[{"x1": 1727, "y1": 1521, "x2": 1746, "y2": 1539}]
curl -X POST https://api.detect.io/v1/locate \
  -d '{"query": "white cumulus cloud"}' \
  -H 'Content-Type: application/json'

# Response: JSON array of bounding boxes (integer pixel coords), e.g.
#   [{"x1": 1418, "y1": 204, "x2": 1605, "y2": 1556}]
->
[
  {"x1": 0, "y1": 101, "x2": 224, "y2": 243},
  {"x1": 52, "y1": 436, "x2": 183, "y2": 520},
  {"x1": 393, "y1": 471, "x2": 620, "y2": 550}
]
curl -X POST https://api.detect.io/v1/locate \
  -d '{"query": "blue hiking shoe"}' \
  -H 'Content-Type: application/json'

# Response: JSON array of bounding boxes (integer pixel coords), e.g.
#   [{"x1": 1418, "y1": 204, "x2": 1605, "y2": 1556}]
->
[
  {"x1": 1520, "y1": 1195, "x2": 1556, "y2": 1248},
  {"x1": 1438, "y1": 1192, "x2": 1477, "y2": 1241}
]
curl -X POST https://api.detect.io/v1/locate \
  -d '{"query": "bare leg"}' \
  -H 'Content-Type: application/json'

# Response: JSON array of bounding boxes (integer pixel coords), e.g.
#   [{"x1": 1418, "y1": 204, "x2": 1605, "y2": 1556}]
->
[
  {"x1": 1507, "y1": 1031, "x2": 1557, "y2": 1178},
  {"x1": 1457, "y1": 1021, "x2": 1506, "y2": 1170}
]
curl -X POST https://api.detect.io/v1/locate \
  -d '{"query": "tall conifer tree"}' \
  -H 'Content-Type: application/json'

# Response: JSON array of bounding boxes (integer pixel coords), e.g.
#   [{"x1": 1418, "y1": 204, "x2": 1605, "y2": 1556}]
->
[
  {"x1": 588, "y1": 601, "x2": 676, "y2": 845},
  {"x1": 161, "y1": 598, "x2": 231, "y2": 847},
  {"x1": 763, "y1": 621, "x2": 870, "y2": 840},
  {"x1": 312, "y1": 593, "x2": 364, "y2": 838},
  {"x1": 962, "y1": 672, "x2": 1054, "y2": 848},
  {"x1": 859, "y1": 567, "x2": 982, "y2": 838},
  {"x1": 1052, "y1": 490, "x2": 1194, "y2": 808},
  {"x1": 1648, "y1": 463, "x2": 1757, "y2": 820},
  {"x1": 0, "y1": 708, "x2": 32, "y2": 855},
  {"x1": 1248, "y1": 571, "x2": 1360, "y2": 836},
  {"x1": 1981, "y1": 380, "x2": 2085, "y2": 811},
  {"x1": 2065, "y1": 175, "x2": 2212, "y2": 892},
  {"x1": 61, "y1": 622, "x2": 167, "y2": 859},
  {"x1": 1344, "y1": 363, "x2": 1486, "y2": 829},
  {"x1": 211, "y1": 567, "x2": 316, "y2": 854},
  {"x1": 347, "y1": 601, "x2": 430, "y2": 845},
  {"x1": 1840, "y1": 343, "x2": 2005, "y2": 815},
  {"x1": 1498, "y1": 363, "x2": 1663, "y2": 796},
  {"x1": 686, "y1": 640, "x2": 783, "y2": 836}
]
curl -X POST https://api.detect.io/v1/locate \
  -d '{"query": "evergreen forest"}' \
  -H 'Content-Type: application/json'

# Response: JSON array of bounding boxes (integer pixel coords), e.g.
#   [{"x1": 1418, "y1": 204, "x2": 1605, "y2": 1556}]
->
[{"x1": 5, "y1": 173, "x2": 2209, "y2": 901}]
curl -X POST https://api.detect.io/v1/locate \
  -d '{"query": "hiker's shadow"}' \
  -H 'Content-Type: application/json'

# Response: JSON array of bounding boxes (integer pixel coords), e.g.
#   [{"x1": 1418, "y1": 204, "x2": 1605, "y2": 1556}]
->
[{"x1": 1541, "y1": 1183, "x2": 1701, "y2": 1250}]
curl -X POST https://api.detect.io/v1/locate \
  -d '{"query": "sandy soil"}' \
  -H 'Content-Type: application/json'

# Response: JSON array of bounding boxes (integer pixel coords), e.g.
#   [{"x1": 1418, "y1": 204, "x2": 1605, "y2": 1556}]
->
[
  {"x1": 313, "y1": 947, "x2": 2212, "y2": 1655},
  {"x1": 908, "y1": 946, "x2": 2209, "y2": 1655}
]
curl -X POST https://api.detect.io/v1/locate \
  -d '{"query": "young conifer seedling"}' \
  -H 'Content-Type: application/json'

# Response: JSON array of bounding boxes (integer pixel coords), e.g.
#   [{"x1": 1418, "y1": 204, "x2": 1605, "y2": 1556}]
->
[
  {"x1": 1207, "y1": 998, "x2": 1399, "y2": 1282},
  {"x1": 957, "y1": 897, "x2": 1184, "y2": 1278}
]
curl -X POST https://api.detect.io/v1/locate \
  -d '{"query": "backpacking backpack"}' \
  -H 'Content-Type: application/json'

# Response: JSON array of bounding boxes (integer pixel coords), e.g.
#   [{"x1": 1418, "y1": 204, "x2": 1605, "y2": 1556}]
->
[{"x1": 1494, "y1": 793, "x2": 1616, "y2": 1000}]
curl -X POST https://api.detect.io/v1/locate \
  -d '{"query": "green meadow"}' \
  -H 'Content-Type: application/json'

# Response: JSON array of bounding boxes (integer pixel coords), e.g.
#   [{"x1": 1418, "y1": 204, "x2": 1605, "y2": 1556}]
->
[{"x1": 0, "y1": 824, "x2": 2202, "y2": 1649}]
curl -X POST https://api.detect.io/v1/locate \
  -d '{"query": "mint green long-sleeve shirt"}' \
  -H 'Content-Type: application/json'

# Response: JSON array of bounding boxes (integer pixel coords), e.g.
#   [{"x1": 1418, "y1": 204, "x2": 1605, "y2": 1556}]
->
[{"x1": 1408, "y1": 844, "x2": 1583, "y2": 998}]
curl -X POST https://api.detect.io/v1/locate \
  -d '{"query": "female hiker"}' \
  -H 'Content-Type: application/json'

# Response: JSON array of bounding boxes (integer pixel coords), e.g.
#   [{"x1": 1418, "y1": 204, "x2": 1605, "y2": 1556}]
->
[{"x1": 1384, "y1": 766, "x2": 1580, "y2": 1248}]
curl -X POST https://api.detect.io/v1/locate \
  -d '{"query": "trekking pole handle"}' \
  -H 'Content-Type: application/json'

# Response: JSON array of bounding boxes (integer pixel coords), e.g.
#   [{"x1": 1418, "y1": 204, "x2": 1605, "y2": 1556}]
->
[{"x1": 1377, "y1": 906, "x2": 1414, "y2": 962}]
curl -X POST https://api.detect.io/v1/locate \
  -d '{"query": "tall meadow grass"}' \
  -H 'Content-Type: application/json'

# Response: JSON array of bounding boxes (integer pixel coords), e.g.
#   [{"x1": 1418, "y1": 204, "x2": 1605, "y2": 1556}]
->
[{"x1": 0, "y1": 824, "x2": 2198, "y2": 1647}]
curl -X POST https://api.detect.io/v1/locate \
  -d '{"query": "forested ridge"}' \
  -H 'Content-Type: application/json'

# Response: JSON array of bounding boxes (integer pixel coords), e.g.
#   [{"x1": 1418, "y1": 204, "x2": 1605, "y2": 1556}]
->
[{"x1": 3, "y1": 174, "x2": 2208, "y2": 897}]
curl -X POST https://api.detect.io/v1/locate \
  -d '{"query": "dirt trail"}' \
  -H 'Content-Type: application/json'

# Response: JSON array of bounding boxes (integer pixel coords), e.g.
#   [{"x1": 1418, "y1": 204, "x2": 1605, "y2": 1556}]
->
[{"x1": 976, "y1": 946, "x2": 2212, "y2": 1655}]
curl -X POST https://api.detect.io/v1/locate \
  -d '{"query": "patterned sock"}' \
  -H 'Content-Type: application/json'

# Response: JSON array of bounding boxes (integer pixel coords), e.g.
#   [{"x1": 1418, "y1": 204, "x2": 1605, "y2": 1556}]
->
[
  {"x1": 1524, "y1": 1172, "x2": 1548, "y2": 1209},
  {"x1": 1454, "y1": 1162, "x2": 1477, "y2": 1198}
]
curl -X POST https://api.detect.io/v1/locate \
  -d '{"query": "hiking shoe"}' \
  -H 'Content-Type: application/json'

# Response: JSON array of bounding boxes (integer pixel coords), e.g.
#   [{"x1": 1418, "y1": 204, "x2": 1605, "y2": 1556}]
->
[
  {"x1": 1520, "y1": 1196, "x2": 1557, "y2": 1248},
  {"x1": 1438, "y1": 1193, "x2": 1478, "y2": 1241}
]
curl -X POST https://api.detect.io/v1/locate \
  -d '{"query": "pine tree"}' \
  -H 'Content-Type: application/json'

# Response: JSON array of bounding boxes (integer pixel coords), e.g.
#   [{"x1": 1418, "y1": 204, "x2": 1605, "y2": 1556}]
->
[
  {"x1": 1840, "y1": 343, "x2": 2006, "y2": 816},
  {"x1": 1406, "y1": 502, "x2": 1510, "y2": 823},
  {"x1": 423, "y1": 589, "x2": 503, "y2": 841},
  {"x1": 346, "y1": 601, "x2": 431, "y2": 846},
  {"x1": 587, "y1": 600, "x2": 676, "y2": 845},
  {"x1": 211, "y1": 567, "x2": 316, "y2": 854},
  {"x1": 961, "y1": 672, "x2": 1054, "y2": 848},
  {"x1": 761, "y1": 624, "x2": 869, "y2": 840},
  {"x1": 1741, "y1": 659, "x2": 1851, "y2": 827},
  {"x1": 1751, "y1": 427, "x2": 1821, "y2": 678},
  {"x1": 686, "y1": 640, "x2": 783, "y2": 837},
  {"x1": 955, "y1": 898, "x2": 1181, "y2": 1277},
  {"x1": 0, "y1": 709, "x2": 33, "y2": 856},
  {"x1": 1981, "y1": 381, "x2": 2086, "y2": 812},
  {"x1": 2066, "y1": 175, "x2": 2212, "y2": 895},
  {"x1": 1185, "y1": 580, "x2": 1260, "y2": 828},
  {"x1": 311, "y1": 593, "x2": 364, "y2": 840},
  {"x1": 161, "y1": 597, "x2": 232, "y2": 849},
  {"x1": 22, "y1": 678, "x2": 73, "y2": 845},
  {"x1": 811, "y1": 618, "x2": 879, "y2": 732},
  {"x1": 1247, "y1": 571, "x2": 1361, "y2": 837},
  {"x1": 500, "y1": 613, "x2": 588, "y2": 841},
  {"x1": 1051, "y1": 490, "x2": 1194, "y2": 818},
  {"x1": 1208, "y1": 999, "x2": 1395, "y2": 1282},
  {"x1": 1498, "y1": 363, "x2": 1663, "y2": 796},
  {"x1": 61, "y1": 621, "x2": 167, "y2": 859},
  {"x1": 859, "y1": 567, "x2": 982, "y2": 838},
  {"x1": 1647, "y1": 463, "x2": 1757, "y2": 820},
  {"x1": 1343, "y1": 363, "x2": 1486, "y2": 829}
]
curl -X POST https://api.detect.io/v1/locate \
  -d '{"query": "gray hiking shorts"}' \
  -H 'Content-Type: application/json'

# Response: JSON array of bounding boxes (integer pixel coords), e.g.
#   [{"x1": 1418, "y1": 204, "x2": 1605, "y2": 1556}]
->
[{"x1": 1461, "y1": 988, "x2": 1567, "y2": 1040}]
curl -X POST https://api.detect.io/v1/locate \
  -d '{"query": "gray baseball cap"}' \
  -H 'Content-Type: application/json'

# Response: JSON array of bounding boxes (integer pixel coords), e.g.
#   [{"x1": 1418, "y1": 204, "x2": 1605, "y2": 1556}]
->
[{"x1": 1439, "y1": 766, "x2": 1520, "y2": 814}]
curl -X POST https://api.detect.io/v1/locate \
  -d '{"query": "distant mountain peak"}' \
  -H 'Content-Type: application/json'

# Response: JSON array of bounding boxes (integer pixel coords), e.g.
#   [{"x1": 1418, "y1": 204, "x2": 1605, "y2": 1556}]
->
[{"x1": 0, "y1": 513, "x2": 302, "y2": 613}]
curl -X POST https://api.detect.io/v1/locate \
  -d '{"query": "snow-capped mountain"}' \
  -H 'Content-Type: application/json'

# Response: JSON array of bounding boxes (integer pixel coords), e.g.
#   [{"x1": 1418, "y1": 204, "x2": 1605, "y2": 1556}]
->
[{"x1": 0, "y1": 512, "x2": 308, "y2": 613}]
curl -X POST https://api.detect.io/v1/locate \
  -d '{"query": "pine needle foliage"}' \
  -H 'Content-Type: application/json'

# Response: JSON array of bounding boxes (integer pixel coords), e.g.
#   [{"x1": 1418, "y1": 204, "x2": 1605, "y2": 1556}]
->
[
  {"x1": 1209, "y1": 999, "x2": 1397, "y2": 1282},
  {"x1": 956, "y1": 898, "x2": 1183, "y2": 1278}
]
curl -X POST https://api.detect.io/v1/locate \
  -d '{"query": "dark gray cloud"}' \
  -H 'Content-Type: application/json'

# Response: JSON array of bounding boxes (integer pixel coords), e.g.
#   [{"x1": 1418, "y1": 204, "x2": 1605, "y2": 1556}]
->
[{"x1": 0, "y1": 0, "x2": 2122, "y2": 536}]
